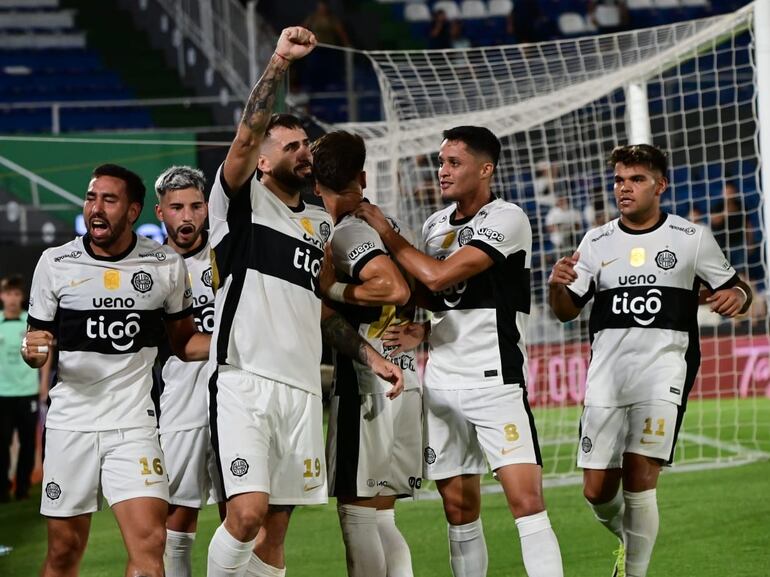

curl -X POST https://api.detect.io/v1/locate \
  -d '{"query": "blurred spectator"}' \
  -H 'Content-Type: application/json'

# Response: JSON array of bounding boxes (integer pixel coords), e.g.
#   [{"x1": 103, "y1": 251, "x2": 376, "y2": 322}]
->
[
  {"x1": 429, "y1": 9, "x2": 452, "y2": 49},
  {"x1": 507, "y1": 0, "x2": 555, "y2": 44},
  {"x1": 588, "y1": 0, "x2": 629, "y2": 32},
  {"x1": 533, "y1": 159, "x2": 566, "y2": 209},
  {"x1": 0, "y1": 275, "x2": 47, "y2": 502},
  {"x1": 449, "y1": 20, "x2": 471, "y2": 49},
  {"x1": 710, "y1": 181, "x2": 756, "y2": 274},
  {"x1": 687, "y1": 205, "x2": 708, "y2": 226},
  {"x1": 583, "y1": 187, "x2": 614, "y2": 228},
  {"x1": 302, "y1": 0, "x2": 351, "y2": 47},
  {"x1": 545, "y1": 194, "x2": 582, "y2": 253}
]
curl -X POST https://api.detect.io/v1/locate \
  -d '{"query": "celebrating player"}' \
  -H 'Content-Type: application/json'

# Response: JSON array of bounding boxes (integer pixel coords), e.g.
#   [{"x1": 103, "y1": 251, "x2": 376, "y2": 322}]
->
[
  {"x1": 313, "y1": 131, "x2": 420, "y2": 577},
  {"x1": 205, "y1": 27, "x2": 402, "y2": 577},
  {"x1": 153, "y1": 166, "x2": 224, "y2": 577},
  {"x1": 357, "y1": 125, "x2": 564, "y2": 577},
  {"x1": 548, "y1": 144, "x2": 752, "y2": 577},
  {"x1": 23, "y1": 163, "x2": 210, "y2": 577}
]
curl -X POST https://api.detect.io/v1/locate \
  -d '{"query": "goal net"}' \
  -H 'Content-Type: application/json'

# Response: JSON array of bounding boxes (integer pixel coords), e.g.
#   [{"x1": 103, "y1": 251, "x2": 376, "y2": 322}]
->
[{"x1": 333, "y1": 2, "x2": 769, "y2": 479}]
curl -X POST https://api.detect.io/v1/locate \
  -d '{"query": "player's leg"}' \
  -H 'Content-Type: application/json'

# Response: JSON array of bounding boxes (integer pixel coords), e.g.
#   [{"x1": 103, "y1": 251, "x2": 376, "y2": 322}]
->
[
  {"x1": 424, "y1": 386, "x2": 489, "y2": 577},
  {"x1": 620, "y1": 401, "x2": 679, "y2": 577},
  {"x1": 473, "y1": 385, "x2": 562, "y2": 577},
  {"x1": 246, "y1": 382, "x2": 327, "y2": 577},
  {"x1": 208, "y1": 369, "x2": 275, "y2": 576},
  {"x1": 40, "y1": 515, "x2": 92, "y2": 577},
  {"x1": 112, "y1": 497, "x2": 168, "y2": 577},
  {"x1": 0, "y1": 396, "x2": 13, "y2": 501},
  {"x1": 166, "y1": 505, "x2": 200, "y2": 577},
  {"x1": 14, "y1": 395, "x2": 38, "y2": 499}
]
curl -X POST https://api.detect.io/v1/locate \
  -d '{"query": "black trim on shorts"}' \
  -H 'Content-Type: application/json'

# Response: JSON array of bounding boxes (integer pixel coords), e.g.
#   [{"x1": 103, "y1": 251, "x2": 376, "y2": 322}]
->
[
  {"x1": 330, "y1": 355, "x2": 363, "y2": 498},
  {"x1": 207, "y1": 366, "x2": 229, "y2": 499},
  {"x1": 520, "y1": 385, "x2": 543, "y2": 466},
  {"x1": 667, "y1": 317, "x2": 701, "y2": 464}
]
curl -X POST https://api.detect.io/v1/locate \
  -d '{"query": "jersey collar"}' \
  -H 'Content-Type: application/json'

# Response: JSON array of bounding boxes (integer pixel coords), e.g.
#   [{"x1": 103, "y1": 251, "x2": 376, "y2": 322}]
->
[
  {"x1": 179, "y1": 230, "x2": 209, "y2": 259},
  {"x1": 83, "y1": 232, "x2": 138, "y2": 261},
  {"x1": 618, "y1": 211, "x2": 668, "y2": 235},
  {"x1": 449, "y1": 194, "x2": 497, "y2": 226}
]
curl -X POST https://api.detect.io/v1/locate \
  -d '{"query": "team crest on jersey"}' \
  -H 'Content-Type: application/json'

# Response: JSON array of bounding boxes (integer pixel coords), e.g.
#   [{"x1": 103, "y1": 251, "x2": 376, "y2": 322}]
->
[
  {"x1": 581, "y1": 436, "x2": 592, "y2": 453},
  {"x1": 458, "y1": 227, "x2": 474, "y2": 246},
  {"x1": 131, "y1": 271, "x2": 153, "y2": 293},
  {"x1": 424, "y1": 446, "x2": 437, "y2": 464},
  {"x1": 300, "y1": 217, "x2": 315, "y2": 236},
  {"x1": 103, "y1": 269, "x2": 121, "y2": 290},
  {"x1": 230, "y1": 458, "x2": 249, "y2": 477},
  {"x1": 319, "y1": 221, "x2": 331, "y2": 242},
  {"x1": 201, "y1": 267, "x2": 213, "y2": 287},
  {"x1": 629, "y1": 247, "x2": 646, "y2": 268},
  {"x1": 655, "y1": 250, "x2": 677, "y2": 270},
  {"x1": 45, "y1": 481, "x2": 61, "y2": 500}
]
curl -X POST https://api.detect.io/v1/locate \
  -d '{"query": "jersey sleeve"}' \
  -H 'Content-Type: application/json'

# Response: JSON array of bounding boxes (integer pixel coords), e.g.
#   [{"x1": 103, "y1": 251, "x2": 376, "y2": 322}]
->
[
  {"x1": 164, "y1": 253, "x2": 194, "y2": 320},
  {"x1": 467, "y1": 206, "x2": 531, "y2": 263},
  {"x1": 332, "y1": 218, "x2": 386, "y2": 282},
  {"x1": 695, "y1": 226, "x2": 739, "y2": 291},
  {"x1": 566, "y1": 232, "x2": 598, "y2": 307},
  {"x1": 27, "y1": 252, "x2": 59, "y2": 331}
]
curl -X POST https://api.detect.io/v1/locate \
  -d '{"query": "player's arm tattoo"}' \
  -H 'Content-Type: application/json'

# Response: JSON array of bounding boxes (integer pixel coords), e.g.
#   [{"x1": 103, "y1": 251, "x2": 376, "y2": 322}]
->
[
  {"x1": 240, "y1": 54, "x2": 289, "y2": 136},
  {"x1": 321, "y1": 311, "x2": 370, "y2": 366}
]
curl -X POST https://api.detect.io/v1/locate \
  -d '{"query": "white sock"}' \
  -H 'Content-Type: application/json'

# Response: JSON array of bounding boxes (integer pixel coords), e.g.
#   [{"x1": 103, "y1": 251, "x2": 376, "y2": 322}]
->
[
  {"x1": 623, "y1": 489, "x2": 659, "y2": 577},
  {"x1": 447, "y1": 518, "x2": 488, "y2": 577},
  {"x1": 207, "y1": 524, "x2": 257, "y2": 577},
  {"x1": 165, "y1": 529, "x2": 196, "y2": 577},
  {"x1": 376, "y1": 509, "x2": 414, "y2": 577},
  {"x1": 338, "y1": 504, "x2": 387, "y2": 577},
  {"x1": 515, "y1": 511, "x2": 564, "y2": 577},
  {"x1": 587, "y1": 490, "x2": 625, "y2": 541},
  {"x1": 245, "y1": 552, "x2": 286, "y2": 577}
]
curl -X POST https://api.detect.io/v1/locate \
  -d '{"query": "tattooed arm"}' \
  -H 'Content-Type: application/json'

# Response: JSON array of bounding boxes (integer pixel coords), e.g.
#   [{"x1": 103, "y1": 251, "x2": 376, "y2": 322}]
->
[
  {"x1": 222, "y1": 27, "x2": 317, "y2": 193},
  {"x1": 321, "y1": 303, "x2": 404, "y2": 399}
]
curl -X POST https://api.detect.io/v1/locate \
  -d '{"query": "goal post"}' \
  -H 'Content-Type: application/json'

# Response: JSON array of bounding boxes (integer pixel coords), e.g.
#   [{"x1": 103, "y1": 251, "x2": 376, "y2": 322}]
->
[{"x1": 331, "y1": 1, "x2": 770, "y2": 478}]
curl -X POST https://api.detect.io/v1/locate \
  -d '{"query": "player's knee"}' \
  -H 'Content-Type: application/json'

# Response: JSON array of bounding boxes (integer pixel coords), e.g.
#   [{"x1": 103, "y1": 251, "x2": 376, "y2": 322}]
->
[
  {"x1": 583, "y1": 483, "x2": 617, "y2": 504},
  {"x1": 46, "y1": 531, "x2": 87, "y2": 569},
  {"x1": 442, "y1": 496, "x2": 480, "y2": 525},
  {"x1": 139, "y1": 523, "x2": 167, "y2": 556},
  {"x1": 226, "y1": 503, "x2": 268, "y2": 540},
  {"x1": 508, "y1": 493, "x2": 545, "y2": 519}
]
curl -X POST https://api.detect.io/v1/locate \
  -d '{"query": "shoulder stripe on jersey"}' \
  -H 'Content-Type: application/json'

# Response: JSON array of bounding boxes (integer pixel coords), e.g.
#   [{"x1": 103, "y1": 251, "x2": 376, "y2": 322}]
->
[
  {"x1": 351, "y1": 249, "x2": 386, "y2": 282},
  {"x1": 467, "y1": 238, "x2": 504, "y2": 264}
]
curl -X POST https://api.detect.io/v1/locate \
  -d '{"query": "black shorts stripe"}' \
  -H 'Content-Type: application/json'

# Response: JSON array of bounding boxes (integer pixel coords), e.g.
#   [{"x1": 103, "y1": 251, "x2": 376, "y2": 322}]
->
[
  {"x1": 331, "y1": 389, "x2": 362, "y2": 498},
  {"x1": 520, "y1": 385, "x2": 543, "y2": 467},
  {"x1": 207, "y1": 367, "x2": 228, "y2": 500}
]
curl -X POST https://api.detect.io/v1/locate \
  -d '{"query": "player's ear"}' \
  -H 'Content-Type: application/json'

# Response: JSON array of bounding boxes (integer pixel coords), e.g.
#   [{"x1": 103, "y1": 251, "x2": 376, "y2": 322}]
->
[
  {"x1": 154, "y1": 203, "x2": 164, "y2": 222},
  {"x1": 359, "y1": 170, "x2": 367, "y2": 190},
  {"x1": 480, "y1": 161, "x2": 494, "y2": 180},
  {"x1": 128, "y1": 202, "x2": 142, "y2": 225},
  {"x1": 257, "y1": 153, "x2": 270, "y2": 174},
  {"x1": 655, "y1": 175, "x2": 668, "y2": 196},
  {"x1": 312, "y1": 181, "x2": 321, "y2": 197}
]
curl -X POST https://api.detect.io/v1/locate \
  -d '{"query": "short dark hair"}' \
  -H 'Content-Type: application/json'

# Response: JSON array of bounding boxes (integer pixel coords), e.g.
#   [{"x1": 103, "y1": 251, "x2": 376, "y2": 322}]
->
[
  {"x1": 442, "y1": 126, "x2": 501, "y2": 167},
  {"x1": 310, "y1": 131, "x2": 366, "y2": 192},
  {"x1": 265, "y1": 113, "x2": 304, "y2": 139},
  {"x1": 0, "y1": 274, "x2": 24, "y2": 293},
  {"x1": 92, "y1": 163, "x2": 146, "y2": 210},
  {"x1": 154, "y1": 165, "x2": 206, "y2": 200},
  {"x1": 608, "y1": 144, "x2": 668, "y2": 177}
]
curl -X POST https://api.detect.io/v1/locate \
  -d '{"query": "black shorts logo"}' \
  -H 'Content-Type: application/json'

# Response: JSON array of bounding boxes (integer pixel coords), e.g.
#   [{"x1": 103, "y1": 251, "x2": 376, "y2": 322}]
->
[
  {"x1": 131, "y1": 271, "x2": 153, "y2": 293},
  {"x1": 45, "y1": 481, "x2": 62, "y2": 500},
  {"x1": 424, "y1": 446, "x2": 437, "y2": 464},
  {"x1": 655, "y1": 250, "x2": 677, "y2": 271},
  {"x1": 366, "y1": 478, "x2": 376, "y2": 488},
  {"x1": 230, "y1": 458, "x2": 249, "y2": 477},
  {"x1": 581, "y1": 436, "x2": 593, "y2": 453}
]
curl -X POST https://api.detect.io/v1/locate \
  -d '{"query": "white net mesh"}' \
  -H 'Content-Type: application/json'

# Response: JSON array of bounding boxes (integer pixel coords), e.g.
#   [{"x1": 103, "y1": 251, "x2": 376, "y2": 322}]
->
[{"x1": 335, "y1": 2, "x2": 769, "y2": 478}]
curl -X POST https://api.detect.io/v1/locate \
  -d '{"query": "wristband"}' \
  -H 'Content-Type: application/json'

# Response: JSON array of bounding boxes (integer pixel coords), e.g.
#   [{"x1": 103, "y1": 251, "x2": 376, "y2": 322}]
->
[
  {"x1": 734, "y1": 285, "x2": 748, "y2": 304},
  {"x1": 327, "y1": 282, "x2": 349, "y2": 303}
]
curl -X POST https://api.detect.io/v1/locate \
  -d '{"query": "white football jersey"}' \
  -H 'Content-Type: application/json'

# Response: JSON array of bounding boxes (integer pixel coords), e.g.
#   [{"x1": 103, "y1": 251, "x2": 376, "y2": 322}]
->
[
  {"x1": 157, "y1": 234, "x2": 215, "y2": 432},
  {"x1": 208, "y1": 167, "x2": 333, "y2": 396},
  {"x1": 330, "y1": 213, "x2": 420, "y2": 395},
  {"x1": 568, "y1": 213, "x2": 738, "y2": 407},
  {"x1": 422, "y1": 197, "x2": 532, "y2": 390},
  {"x1": 28, "y1": 234, "x2": 193, "y2": 432}
]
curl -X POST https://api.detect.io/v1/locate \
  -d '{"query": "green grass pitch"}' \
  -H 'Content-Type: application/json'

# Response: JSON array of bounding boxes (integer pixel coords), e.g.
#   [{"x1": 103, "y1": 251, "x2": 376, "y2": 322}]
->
[{"x1": 2, "y1": 398, "x2": 768, "y2": 576}]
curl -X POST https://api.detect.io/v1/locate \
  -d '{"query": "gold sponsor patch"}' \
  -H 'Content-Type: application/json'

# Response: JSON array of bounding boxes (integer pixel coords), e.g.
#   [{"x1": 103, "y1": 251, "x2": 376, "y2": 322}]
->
[
  {"x1": 629, "y1": 247, "x2": 646, "y2": 268},
  {"x1": 103, "y1": 269, "x2": 120, "y2": 290},
  {"x1": 210, "y1": 249, "x2": 220, "y2": 293},
  {"x1": 300, "y1": 217, "x2": 315, "y2": 236},
  {"x1": 441, "y1": 231, "x2": 456, "y2": 249}
]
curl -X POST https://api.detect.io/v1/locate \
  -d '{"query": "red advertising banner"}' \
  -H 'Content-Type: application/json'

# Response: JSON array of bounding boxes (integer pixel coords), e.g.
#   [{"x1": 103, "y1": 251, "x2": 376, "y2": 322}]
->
[{"x1": 524, "y1": 335, "x2": 770, "y2": 407}]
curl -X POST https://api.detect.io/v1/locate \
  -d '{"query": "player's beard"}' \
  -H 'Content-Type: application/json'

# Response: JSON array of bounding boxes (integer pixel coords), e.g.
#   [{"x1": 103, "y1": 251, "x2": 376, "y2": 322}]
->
[
  {"x1": 87, "y1": 212, "x2": 131, "y2": 249},
  {"x1": 272, "y1": 162, "x2": 314, "y2": 196},
  {"x1": 167, "y1": 222, "x2": 204, "y2": 250}
]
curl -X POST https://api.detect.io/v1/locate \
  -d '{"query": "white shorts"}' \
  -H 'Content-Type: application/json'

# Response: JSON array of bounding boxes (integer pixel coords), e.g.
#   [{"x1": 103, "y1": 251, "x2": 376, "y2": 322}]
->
[
  {"x1": 577, "y1": 400, "x2": 682, "y2": 469},
  {"x1": 41, "y1": 427, "x2": 168, "y2": 517},
  {"x1": 423, "y1": 384, "x2": 541, "y2": 480},
  {"x1": 327, "y1": 389, "x2": 423, "y2": 498},
  {"x1": 209, "y1": 367, "x2": 327, "y2": 505},
  {"x1": 159, "y1": 426, "x2": 224, "y2": 508}
]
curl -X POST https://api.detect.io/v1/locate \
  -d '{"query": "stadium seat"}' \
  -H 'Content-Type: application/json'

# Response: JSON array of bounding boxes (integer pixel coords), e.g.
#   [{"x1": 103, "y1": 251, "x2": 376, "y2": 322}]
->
[
  {"x1": 487, "y1": 0, "x2": 513, "y2": 17},
  {"x1": 460, "y1": 0, "x2": 487, "y2": 19},
  {"x1": 681, "y1": 0, "x2": 708, "y2": 5},
  {"x1": 404, "y1": 2, "x2": 431, "y2": 22},
  {"x1": 558, "y1": 12, "x2": 588, "y2": 35},
  {"x1": 594, "y1": 4, "x2": 622, "y2": 27},
  {"x1": 653, "y1": 0, "x2": 680, "y2": 7},
  {"x1": 627, "y1": 0, "x2": 654, "y2": 8},
  {"x1": 433, "y1": 0, "x2": 461, "y2": 20}
]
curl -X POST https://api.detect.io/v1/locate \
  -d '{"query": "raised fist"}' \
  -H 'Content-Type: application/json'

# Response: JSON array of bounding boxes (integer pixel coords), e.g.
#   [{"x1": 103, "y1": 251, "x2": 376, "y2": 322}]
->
[{"x1": 275, "y1": 26, "x2": 317, "y2": 62}]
